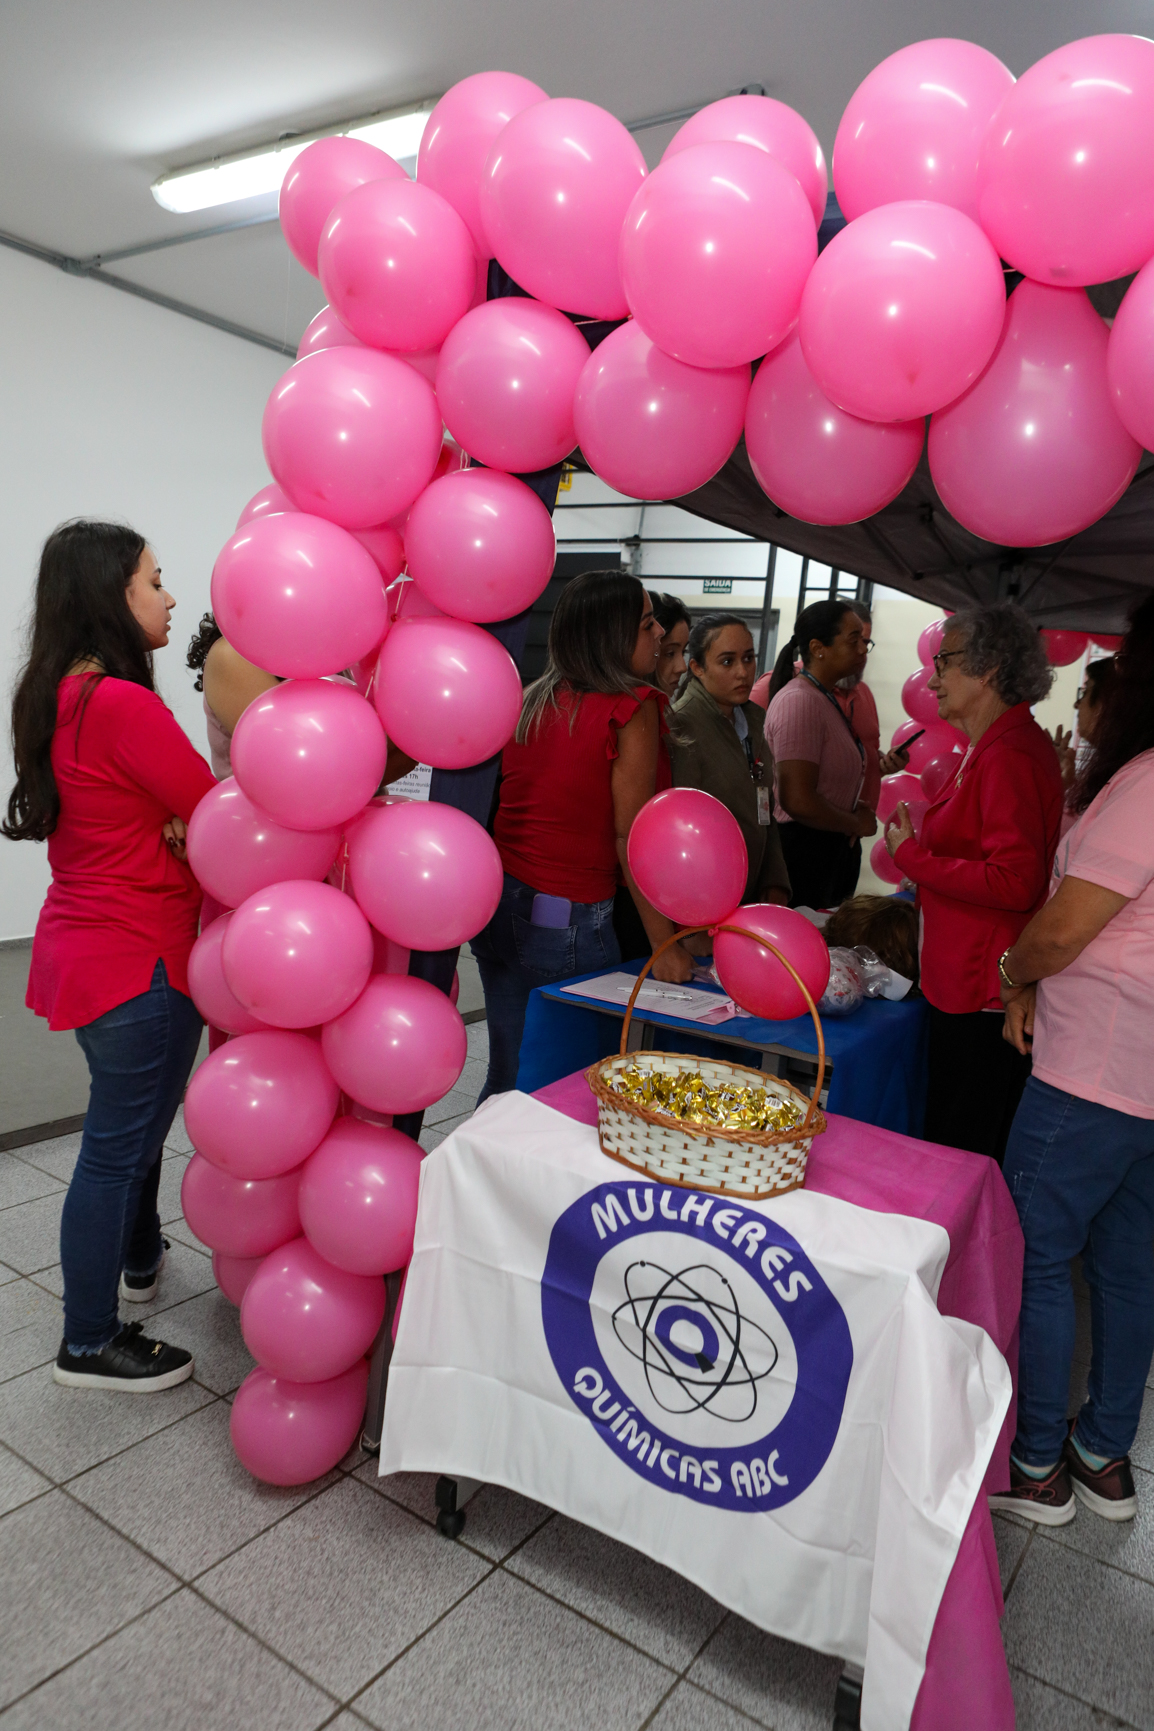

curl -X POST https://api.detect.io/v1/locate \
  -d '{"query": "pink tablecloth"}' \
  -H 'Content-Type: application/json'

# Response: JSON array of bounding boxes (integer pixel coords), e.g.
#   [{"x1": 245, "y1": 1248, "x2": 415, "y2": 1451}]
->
[{"x1": 534, "y1": 1070, "x2": 1021, "y2": 1731}]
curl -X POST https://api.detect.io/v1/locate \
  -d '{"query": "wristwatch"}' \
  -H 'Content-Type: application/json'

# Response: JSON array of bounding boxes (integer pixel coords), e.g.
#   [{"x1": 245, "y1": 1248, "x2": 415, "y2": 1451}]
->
[{"x1": 997, "y1": 948, "x2": 1020, "y2": 991}]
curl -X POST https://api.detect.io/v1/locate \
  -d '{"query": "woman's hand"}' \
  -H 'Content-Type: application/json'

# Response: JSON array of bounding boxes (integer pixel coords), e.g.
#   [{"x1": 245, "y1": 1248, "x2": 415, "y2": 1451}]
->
[
  {"x1": 1002, "y1": 983, "x2": 1037, "y2": 1055},
  {"x1": 1048, "y1": 725, "x2": 1076, "y2": 792},
  {"x1": 879, "y1": 746, "x2": 910, "y2": 777},
  {"x1": 163, "y1": 816, "x2": 188, "y2": 863},
  {"x1": 885, "y1": 802, "x2": 915, "y2": 857},
  {"x1": 852, "y1": 803, "x2": 879, "y2": 840},
  {"x1": 649, "y1": 940, "x2": 696, "y2": 984}
]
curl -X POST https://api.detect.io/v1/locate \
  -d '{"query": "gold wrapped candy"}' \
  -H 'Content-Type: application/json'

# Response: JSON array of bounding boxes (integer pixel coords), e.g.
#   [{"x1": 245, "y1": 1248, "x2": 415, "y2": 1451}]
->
[{"x1": 612, "y1": 1064, "x2": 804, "y2": 1135}]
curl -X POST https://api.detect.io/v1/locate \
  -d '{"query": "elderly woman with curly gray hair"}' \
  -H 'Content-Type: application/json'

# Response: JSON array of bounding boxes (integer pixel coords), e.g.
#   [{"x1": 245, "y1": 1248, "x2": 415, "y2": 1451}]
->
[{"x1": 885, "y1": 603, "x2": 1064, "y2": 1161}]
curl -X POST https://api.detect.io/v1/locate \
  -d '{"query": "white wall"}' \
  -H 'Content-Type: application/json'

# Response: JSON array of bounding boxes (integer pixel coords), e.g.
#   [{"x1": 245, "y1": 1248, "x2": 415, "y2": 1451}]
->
[{"x1": 0, "y1": 244, "x2": 286, "y2": 939}]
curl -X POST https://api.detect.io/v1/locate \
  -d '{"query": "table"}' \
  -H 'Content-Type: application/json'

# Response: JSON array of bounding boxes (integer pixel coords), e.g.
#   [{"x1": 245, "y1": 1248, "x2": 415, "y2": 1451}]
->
[{"x1": 516, "y1": 961, "x2": 930, "y2": 1137}]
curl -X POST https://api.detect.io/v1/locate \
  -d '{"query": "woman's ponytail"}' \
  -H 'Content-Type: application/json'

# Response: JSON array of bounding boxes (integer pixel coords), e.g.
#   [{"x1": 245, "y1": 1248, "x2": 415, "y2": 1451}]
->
[{"x1": 767, "y1": 634, "x2": 800, "y2": 701}]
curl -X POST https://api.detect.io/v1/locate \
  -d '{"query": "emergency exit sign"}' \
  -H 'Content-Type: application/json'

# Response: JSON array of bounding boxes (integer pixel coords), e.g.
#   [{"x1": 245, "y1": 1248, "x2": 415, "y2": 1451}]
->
[{"x1": 703, "y1": 579, "x2": 733, "y2": 595}]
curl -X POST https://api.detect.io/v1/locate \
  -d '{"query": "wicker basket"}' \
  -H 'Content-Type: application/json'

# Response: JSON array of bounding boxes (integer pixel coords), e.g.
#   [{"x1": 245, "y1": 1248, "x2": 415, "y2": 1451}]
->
[{"x1": 586, "y1": 924, "x2": 827, "y2": 1201}]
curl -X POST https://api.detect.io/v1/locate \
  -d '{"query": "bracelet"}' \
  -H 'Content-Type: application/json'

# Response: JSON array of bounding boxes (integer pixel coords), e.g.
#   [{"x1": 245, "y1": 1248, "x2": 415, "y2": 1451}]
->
[{"x1": 997, "y1": 948, "x2": 1021, "y2": 991}]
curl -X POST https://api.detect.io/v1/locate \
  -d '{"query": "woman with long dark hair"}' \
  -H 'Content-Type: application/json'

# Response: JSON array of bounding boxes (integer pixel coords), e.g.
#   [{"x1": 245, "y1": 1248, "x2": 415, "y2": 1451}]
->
[
  {"x1": 473, "y1": 570, "x2": 695, "y2": 1099},
  {"x1": 6, "y1": 521, "x2": 216, "y2": 1391},
  {"x1": 990, "y1": 598, "x2": 1154, "y2": 1525}
]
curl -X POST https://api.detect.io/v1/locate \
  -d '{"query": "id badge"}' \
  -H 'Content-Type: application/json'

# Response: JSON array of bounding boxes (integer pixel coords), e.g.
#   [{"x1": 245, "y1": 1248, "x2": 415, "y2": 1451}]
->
[{"x1": 756, "y1": 784, "x2": 773, "y2": 826}]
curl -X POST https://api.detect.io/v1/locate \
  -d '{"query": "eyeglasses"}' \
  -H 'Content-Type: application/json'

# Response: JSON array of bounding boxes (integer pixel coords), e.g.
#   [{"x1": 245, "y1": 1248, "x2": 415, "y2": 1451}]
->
[{"x1": 932, "y1": 649, "x2": 966, "y2": 676}]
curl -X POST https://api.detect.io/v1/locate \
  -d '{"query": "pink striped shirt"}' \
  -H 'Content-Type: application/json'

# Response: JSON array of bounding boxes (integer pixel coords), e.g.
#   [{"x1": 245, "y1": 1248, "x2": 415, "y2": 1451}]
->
[{"x1": 765, "y1": 676, "x2": 864, "y2": 823}]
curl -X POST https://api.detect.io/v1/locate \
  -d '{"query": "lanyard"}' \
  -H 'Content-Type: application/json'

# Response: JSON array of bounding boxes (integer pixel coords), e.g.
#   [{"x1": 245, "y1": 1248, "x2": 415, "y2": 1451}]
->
[{"x1": 799, "y1": 670, "x2": 866, "y2": 767}]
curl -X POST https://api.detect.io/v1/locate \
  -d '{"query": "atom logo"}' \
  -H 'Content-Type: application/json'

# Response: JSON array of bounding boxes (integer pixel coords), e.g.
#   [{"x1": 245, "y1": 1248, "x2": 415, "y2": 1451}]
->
[{"x1": 611, "y1": 1260, "x2": 779, "y2": 1422}]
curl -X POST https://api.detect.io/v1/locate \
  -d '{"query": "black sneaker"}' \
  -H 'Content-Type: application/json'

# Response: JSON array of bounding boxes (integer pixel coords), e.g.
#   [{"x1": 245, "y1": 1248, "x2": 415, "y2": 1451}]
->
[
  {"x1": 1063, "y1": 1428, "x2": 1138, "y2": 1522},
  {"x1": 989, "y1": 1455, "x2": 1076, "y2": 1526},
  {"x1": 53, "y1": 1322, "x2": 193, "y2": 1392},
  {"x1": 119, "y1": 1239, "x2": 169, "y2": 1304}
]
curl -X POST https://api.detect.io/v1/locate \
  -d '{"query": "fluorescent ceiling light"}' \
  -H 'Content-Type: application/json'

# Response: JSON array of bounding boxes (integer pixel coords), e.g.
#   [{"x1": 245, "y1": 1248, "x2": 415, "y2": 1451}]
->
[{"x1": 151, "y1": 100, "x2": 437, "y2": 214}]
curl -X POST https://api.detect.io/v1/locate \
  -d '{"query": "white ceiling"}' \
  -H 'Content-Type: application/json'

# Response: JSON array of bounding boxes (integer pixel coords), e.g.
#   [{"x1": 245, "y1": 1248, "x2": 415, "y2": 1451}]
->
[{"x1": 3, "y1": 0, "x2": 1150, "y2": 351}]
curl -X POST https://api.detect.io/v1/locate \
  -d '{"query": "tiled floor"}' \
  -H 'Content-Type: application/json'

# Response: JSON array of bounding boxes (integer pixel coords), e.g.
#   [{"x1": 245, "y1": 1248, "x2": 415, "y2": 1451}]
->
[{"x1": 2, "y1": 1026, "x2": 1153, "y2": 1729}]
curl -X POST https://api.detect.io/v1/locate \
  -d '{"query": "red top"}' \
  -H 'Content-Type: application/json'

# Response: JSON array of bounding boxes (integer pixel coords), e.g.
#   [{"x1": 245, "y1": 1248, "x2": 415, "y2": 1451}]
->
[
  {"x1": 27, "y1": 675, "x2": 217, "y2": 1031},
  {"x1": 494, "y1": 686, "x2": 671, "y2": 903},
  {"x1": 894, "y1": 704, "x2": 1063, "y2": 1014},
  {"x1": 836, "y1": 679, "x2": 881, "y2": 812}
]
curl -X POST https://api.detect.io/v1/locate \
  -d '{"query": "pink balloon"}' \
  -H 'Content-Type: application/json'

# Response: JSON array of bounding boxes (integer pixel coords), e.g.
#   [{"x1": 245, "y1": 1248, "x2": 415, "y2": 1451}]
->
[
  {"x1": 319, "y1": 178, "x2": 476, "y2": 353},
  {"x1": 187, "y1": 914, "x2": 269, "y2": 1035},
  {"x1": 1108, "y1": 259, "x2": 1154, "y2": 448},
  {"x1": 920, "y1": 752, "x2": 962, "y2": 803},
  {"x1": 1041, "y1": 630, "x2": 1089, "y2": 667},
  {"x1": 901, "y1": 667, "x2": 942, "y2": 727},
  {"x1": 383, "y1": 574, "x2": 446, "y2": 633},
  {"x1": 350, "y1": 522, "x2": 405, "y2": 583},
  {"x1": 181, "y1": 1154, "x2": 302, "y2": 1258},
  {"x1": 891, "y1": 720, "x2": 964, "y2": 774},
  {"x1": 917, "y1": 619, "x2": 949, "y2": 665},
  {"x1": 664, "y1": 95, "x2": 828, "y2": 227},
  {"x1": 322, "y1": 974, "x2": 467, "y2": 1114},
  {"x1": 187, "y1": 778, "x2": 341, "y2": 907},
  {"x1": 404, "y1": 469, "x2": 556, "y2": 623},
  {"x1": 296, "y1": 305, "x2": 365, "y2": 360},
  {"x1": 231, "y1": 1361, "x2": 368, "y2": 1485},
  {"x1": 870, "y1": 837, "x2": 906, "y2": 887},
  {"x1": 976, "y1": 34, "x2": 1154, "y2": 287},
  {"x1": 713, "y1": 905, "x2": 832, "y2": 1020},
  {"x1": 418, "y1": 71, "x2": 549, "y2": 255},
  {"x1": 745, "y1": 332, "x2": 923, "y2": 525},
  {"x1": 237, "y1": 483, "x2": 296, "y2": 529},
  {"x1": 876, "y1": 771, "x2": 924, "y2": 823},
  {"x1": 213, "y1": 1250, "x2": 266, "y2": 1307},
  {"x1": 375, "y1": 617, "x2": 522, "y2": 770},
  {"x1": 211, "y1": 512, "x2": 387, "y2": 680},
  {"x1": 262, "y1": 347, "x2": 443, "y2": 531},
  {"x1": 620, "y1": 143, "x2": 816, "y2": 370},
  {"x1": 279, "y1": 136, "x2": 406, "y2": 276},
  {"x1": 834, "y1": 40, "x2": 1014, "y2": 223},
  {"x1": 573, "y1": 321, "x2": 749, "y2": 500},
  {"x1": 222, "y1": 880, "x2": 374, "y2": 1029},
  {"x1": 626, "y1": 789, "x2": 748, "y2": 928},
  {"x1": 799, "y1": 201, "x2": 1005, "y2": 422},
  {"x1": 185, "y1": 1029, "x2": 339, "y2": 1178},
  {"x1": 1090, "y1": 634, "x2": 1123, "y2": 653},
  {"x1": 480, "y1": 98, "x2": 647, "y2": 319},
  {"x1": 231, "y1": 679, "x2": 387, "y2": 832},
  {"x1": 436, "y1": 299, "x2": 588, "y2": 472},
  {"x1": 928, "y1": 282, "x2": 1141, "y2": 547},
  {"x1": 299, "y1": 1117, "x2": 422, "y2": 1275},
  {"x1": 347, "y1": 798, "x2": 503, "y2": 949},
  {"x1": 241, "y1": 1236, "x2": 386, "y2": 1382}
]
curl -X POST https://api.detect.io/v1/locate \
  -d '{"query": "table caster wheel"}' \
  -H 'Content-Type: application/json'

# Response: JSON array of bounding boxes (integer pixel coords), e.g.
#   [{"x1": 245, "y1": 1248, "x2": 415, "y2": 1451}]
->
[
  {"x1": 833, "y1": 1665, "x2": 862, "y2": 1729},
  {"x1": 436, "y1": 1507, "x2": 467, "y2": 1539}
]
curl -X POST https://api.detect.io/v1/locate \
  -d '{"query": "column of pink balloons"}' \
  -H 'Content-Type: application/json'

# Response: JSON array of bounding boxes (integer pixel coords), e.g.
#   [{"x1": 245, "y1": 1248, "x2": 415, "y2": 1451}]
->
[{"x1": 872, "y1": 616, "x2": 964, "y2": 885}]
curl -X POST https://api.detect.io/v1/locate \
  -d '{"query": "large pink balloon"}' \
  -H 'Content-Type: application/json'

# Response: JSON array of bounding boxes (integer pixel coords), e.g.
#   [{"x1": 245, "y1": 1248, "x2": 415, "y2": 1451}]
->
[
  {"x1": 319, "y1": 178, "x2": 476, "y2": 353},
  {"x1": 869, "y1": 838, "x2": 906, "y2": 887},
  {"x1": 799, "y1": 201, "x2": 1005, "y2": 422},
  {"x1": 901, "y1": 667, "x2": 942, "y2": 727},
  {"x1": 241, "y1": 1237, "x2": 386, "y2": 1383},
  {"x1": 745, "y1": 332, "x2": 923, "y2": 525},
  {"x1": 436, "y1": 299, "x2": 588, "y2": 472},
  {"x1": 976, "y1": 34, "x2": 1154, "y2": 287},
  {"x1": 620, "y1": 142, "x2": 816, "y2": 370},
  {"x1": 187, "y1": 914, "x2": 269, "y2": 1036},
  {"x1": 181, "y1": 1154, "x2": 302, "y2": 1258},
  {"x1": 298, "y1": 1117, "x2": 422, "y2": 1275},
  {"x1": 1041, "y1": 630, "x2": 1089, "y2": 667},
  {"x1": 231, "y1": 1361, "x2": 368, "y2": 1485},
  {"x1": 626, "y1": 789, "x2": 748, "y2": 928},
  {"x1": 375, "y1": 617, "x2": 522, "y2": 770},
  {"x1": 573, "y1": 321, "x2": 749, "y2": 500},
  {"x1": 347, "y1": 797, "x2": 503, "y2": 949},
  {"x1": 917, "y1": 619, "x2": 949, "y2": 666},
  {"x1": 210, "y1": 513, "x2": 387, "y2": 679},
  {"x1": 262, "y1": 347, "x2": 443, "y2": 531},
  {"x1": 351, "y1": 522, "x2": 405, "y2": 583},
  {"x1": 296, "y1": 305, "x2": 365, "y2": 360},
  {"x1": 876, "y1": 771, "x2": 924, "y2": 823},
  {"x1": 213, "y1": 1250, "x2": 265, "y2": 1307},
  {"x1": 186, "y1": 778, "x2": 341, "y2": 907},
  {"x1": 1107, "y1": 259, "x2": 1154, "y2": 449},
  {"x1": 713, "y1": 905, "x2": 832, "y2": 1020},
  {"x1": 279, "y1": 136, "x2": 406, "y2": 276},
  {"x1": 237, "y1": 483, "x2": 296, "y2": 528},
  {"x1": 322, "y1": 974, "x2": 467, "y2": 1114},
  {"x1": 480, "y1": 98, "x2": 647, "y2": 319},
  {"x1": 928, "y1": 282, "x2": 1141, "y2": 547},
  {"x1": 184, "y1": 1029, "x2": 338, "y2": 1178},
  {"x1": 231, "y1": 680, "x2": 387, "y2": 832},
  {"x1": 664, "y1": 95, "x2": 827, "y2": 226},
  {"x1": 418, "y1": 70, "x2": 549, "y2": 255},
  {"x1": 222, "y1": 880, "x2": 374, "y2": 1029},
  {"x1": 404, "y1": 469, "x2": 556, "y2": 623},
  {"x1": 834, "y1": 40, "x2": 1014, "y2": 223}
]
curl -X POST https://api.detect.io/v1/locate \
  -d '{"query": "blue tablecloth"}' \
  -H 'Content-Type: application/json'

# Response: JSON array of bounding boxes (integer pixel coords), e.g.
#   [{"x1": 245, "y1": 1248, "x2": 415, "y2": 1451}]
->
[{"x1": 516, "y1": 961, "x2": 928, "y2": 1136}]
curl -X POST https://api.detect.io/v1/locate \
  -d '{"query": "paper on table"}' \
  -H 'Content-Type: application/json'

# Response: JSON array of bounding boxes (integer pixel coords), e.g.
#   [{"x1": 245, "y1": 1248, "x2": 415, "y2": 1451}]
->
[{"x1": 558, "y1": 971, "x2": 737, "y2": 1023}]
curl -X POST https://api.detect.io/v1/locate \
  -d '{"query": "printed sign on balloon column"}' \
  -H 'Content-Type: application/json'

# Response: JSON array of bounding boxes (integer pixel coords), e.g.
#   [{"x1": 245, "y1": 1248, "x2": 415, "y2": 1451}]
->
[{"x1": 386, "y1": 763, "x2": 432, "y2": 801}]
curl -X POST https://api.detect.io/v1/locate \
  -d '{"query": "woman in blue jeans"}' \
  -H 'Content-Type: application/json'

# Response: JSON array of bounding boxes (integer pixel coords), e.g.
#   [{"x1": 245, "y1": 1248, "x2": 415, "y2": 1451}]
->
[
  {"x1": 473, "y1": 571, "x2": 697, "y2": 1100},
  {"x1": 991, "y1": 596, "x2": 1154, "y2": 1524},
  {"x1": 5, "y1": 522, "x2": 216, "y2": 1390}
]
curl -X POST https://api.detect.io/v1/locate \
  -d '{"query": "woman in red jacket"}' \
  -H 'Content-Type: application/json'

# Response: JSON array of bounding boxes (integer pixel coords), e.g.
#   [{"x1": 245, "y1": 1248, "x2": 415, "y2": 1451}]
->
[
  {"x1": 5, "y1": 522, "x2": 217, "y2": 1391},
  {"x1": 885, "y1": 603, "x2": 1062, "y2": 1160}
]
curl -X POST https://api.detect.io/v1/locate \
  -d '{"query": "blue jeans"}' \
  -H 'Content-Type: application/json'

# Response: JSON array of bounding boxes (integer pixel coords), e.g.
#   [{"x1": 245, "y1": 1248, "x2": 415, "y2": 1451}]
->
[
  {"x1": 1003, "y1": 1076, "x2": 1154, "y2": 1466},
  {"x1": 62, "y1": 960, "x2": 203, "y2": 1350},
  {"x1": 472, "y1": 874, "x2": 621, "y2": 1102}
]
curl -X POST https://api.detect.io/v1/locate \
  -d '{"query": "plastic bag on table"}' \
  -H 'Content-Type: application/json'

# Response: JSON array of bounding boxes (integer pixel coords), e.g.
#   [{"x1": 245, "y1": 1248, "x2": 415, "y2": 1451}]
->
[{"x1": 819, "y1": 947, "x2": 866, "y2": 1017}]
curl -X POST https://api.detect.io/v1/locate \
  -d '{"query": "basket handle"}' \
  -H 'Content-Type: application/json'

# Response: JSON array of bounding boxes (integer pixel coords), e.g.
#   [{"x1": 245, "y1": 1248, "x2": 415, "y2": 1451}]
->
[{"x1": 618, "y1": 924, "x2": 826, "y2": 1130}]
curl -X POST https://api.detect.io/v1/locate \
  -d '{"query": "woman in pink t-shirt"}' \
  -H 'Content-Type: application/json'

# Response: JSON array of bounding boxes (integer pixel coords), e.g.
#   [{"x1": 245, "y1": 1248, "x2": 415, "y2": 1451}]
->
[{"x1": 990, "y1": 596, "x2": 1154, "y2": 1528}]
